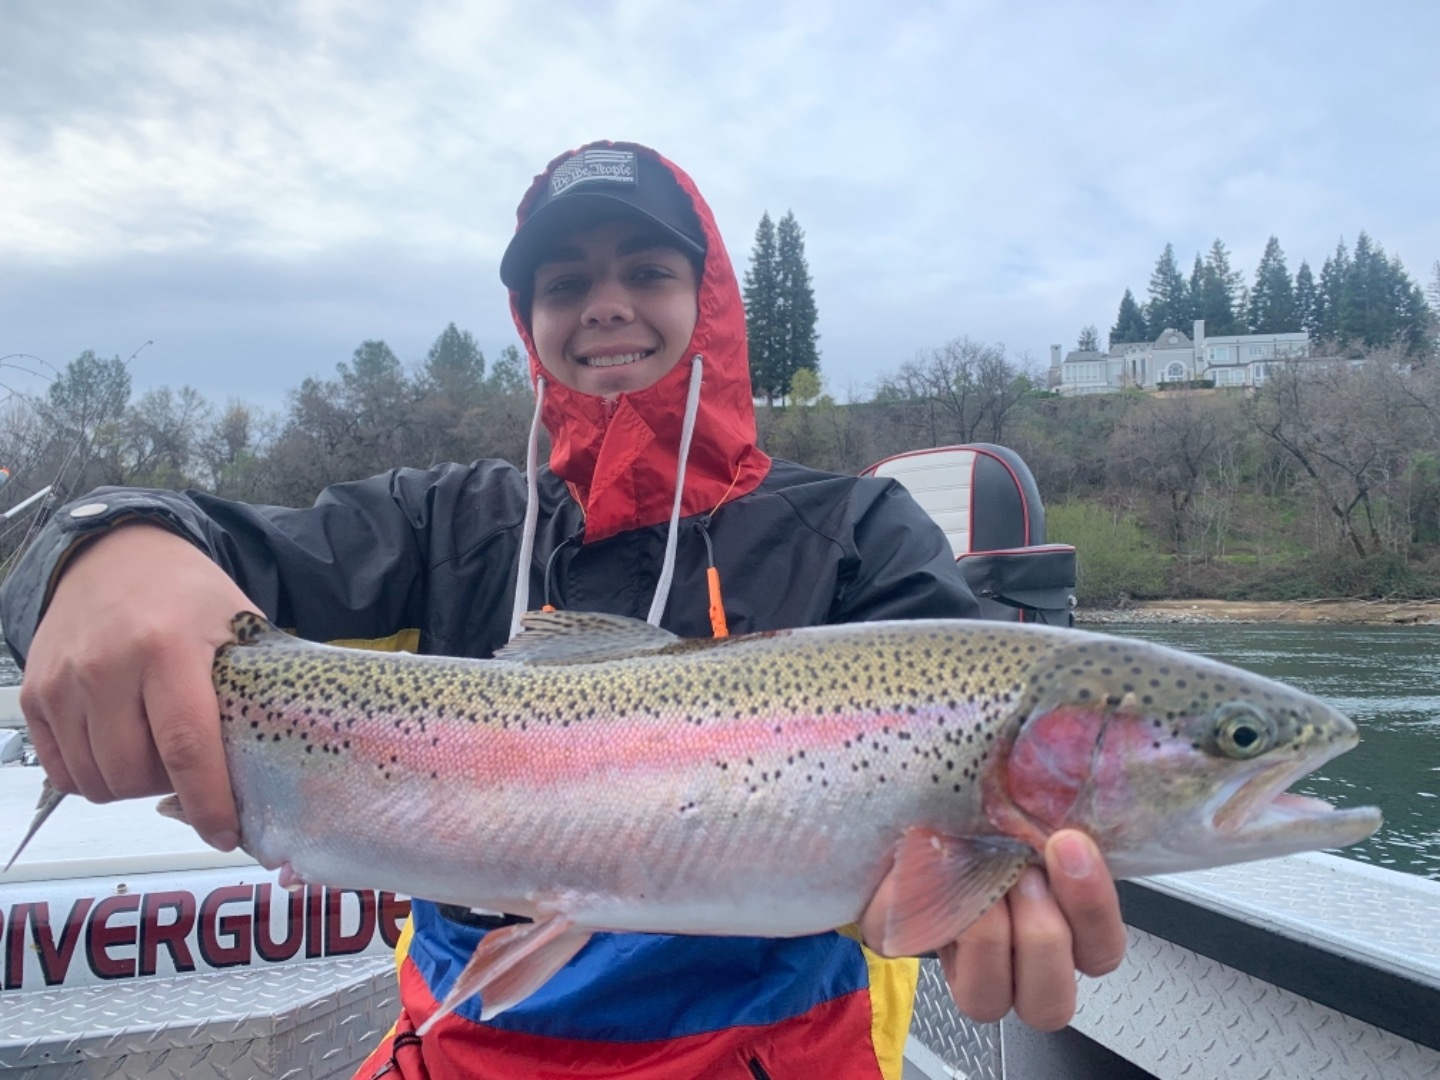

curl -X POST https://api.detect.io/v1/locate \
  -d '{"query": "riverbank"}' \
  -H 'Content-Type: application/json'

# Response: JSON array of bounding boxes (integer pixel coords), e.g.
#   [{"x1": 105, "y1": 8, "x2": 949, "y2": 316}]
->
[{"x1": 1078, "y1": 598, "x2": 1440, "y2": 625}]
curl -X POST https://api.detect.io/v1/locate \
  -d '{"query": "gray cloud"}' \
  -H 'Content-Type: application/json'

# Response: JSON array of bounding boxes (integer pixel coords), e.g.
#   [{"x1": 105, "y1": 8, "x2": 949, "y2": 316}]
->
[{"x1": 2, "y1": 0, "x2": 1437, "y2": 406}]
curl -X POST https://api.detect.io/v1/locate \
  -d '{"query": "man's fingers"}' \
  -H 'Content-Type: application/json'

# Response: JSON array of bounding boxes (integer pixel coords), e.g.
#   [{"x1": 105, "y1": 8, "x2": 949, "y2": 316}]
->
[
  {"x1": 27, "y1": 685, "x2": 116, "y2": 802},
  {"x1": 1045, "y1": 831, "x2": 1127, "y2": 978},
  {"x1": 17, "y1": 695, "x2": 78, "y2": 795},
  {"x1": 1009, "y1": 867, "x2": 1077, "y2": 1032},
  {"x1": 940, "y1": 899, "x2": 1014, "y2": 1024},
  {"x1": 142, "y1": 647, "x2": 240, "y2": 850},
  {"x1": 88, "y1": 685, "x2": 170, "y2": 799}
]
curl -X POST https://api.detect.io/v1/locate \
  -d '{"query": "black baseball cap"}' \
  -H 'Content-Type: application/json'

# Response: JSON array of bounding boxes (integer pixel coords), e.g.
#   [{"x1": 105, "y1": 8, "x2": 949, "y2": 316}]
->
[{"x1": 500, "y1": 146, "x2": 707, "y2": 291}]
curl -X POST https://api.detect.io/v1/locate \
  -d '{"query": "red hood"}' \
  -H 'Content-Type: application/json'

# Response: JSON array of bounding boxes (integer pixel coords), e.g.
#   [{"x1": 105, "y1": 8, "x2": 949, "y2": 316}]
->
[{"x1": 508, "y1": 141, "x2": 770, "y2": 544}]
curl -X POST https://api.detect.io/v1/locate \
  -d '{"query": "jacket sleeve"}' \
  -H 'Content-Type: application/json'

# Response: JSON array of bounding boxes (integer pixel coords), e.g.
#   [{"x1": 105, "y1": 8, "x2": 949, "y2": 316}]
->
[
  {"x1": 831, "y1": 477, "x2": 981, "y2": 624},
  {"x1": 0, "y1": 461, "x2": 528, "y2": 667}
]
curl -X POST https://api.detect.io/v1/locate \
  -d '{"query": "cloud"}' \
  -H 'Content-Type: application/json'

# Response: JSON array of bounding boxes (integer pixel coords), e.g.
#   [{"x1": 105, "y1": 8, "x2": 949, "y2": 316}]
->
[{"x1": 2, "y1": 0, "x2": 1437, "y2": 403}]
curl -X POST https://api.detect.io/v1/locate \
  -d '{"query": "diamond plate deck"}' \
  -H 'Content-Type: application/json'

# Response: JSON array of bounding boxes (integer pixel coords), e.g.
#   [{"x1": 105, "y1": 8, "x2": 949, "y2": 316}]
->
[
  {"x1": 1067, "y1": 853, "x2": 1440, "y2": 1080},
  {"x1": 1145, "y1": 852, "x2": 1440, "y2": 983},
  {"x1": 904, "y1": 854, "x2": 1440, "y2": 1079},
  {"x1": 1071, "y1": 926, "x2": 1440, "y2": 1080},
  {"x1": 0, "y1": 955, "x2": 397, "y2": 1078},
  {"x1": 908, "y1": 957, "x2": 1000, "y2": 1080}
]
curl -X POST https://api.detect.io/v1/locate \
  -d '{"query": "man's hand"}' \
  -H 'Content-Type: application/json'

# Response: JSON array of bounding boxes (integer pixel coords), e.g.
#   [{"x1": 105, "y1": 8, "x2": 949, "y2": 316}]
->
[
  {"x1": 938, "y1": 831, "x2": 1127, "y2": 1031},
  {"x1": 19, "y1": 523, "x2": 256, "y2": 851}
]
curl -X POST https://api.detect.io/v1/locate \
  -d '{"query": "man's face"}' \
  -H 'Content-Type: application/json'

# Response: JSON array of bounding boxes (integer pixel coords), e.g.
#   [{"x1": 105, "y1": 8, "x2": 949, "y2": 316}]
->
[{"x1": 530, "y1": 219, "x2": 701, "y2": 399}]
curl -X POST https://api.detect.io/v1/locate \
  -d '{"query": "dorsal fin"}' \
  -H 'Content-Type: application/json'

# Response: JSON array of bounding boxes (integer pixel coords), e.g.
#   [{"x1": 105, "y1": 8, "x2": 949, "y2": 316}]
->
[
  {"x1": 495, "y1": 611, "x2": 682, "y2": 666},
  {"x1": 228, "y1": 611, "x2": 291, "y2": 647}
]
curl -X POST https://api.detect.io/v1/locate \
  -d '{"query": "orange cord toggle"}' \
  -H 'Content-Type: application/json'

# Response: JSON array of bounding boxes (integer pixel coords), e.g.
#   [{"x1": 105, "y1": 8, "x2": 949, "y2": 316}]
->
[{"x1": 706, "y1": 567, "x2": 729, "y2": 638}]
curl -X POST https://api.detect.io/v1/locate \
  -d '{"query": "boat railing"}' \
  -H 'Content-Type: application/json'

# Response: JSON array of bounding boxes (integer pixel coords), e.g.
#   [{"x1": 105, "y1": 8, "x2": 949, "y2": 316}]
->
[{"x1": 904, "y1": 851, "x2": 1440, "y2": 1079}]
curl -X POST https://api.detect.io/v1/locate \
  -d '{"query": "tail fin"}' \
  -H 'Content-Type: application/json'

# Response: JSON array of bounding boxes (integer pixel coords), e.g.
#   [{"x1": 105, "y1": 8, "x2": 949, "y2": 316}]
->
[{"x1": 4, "y1": 778, "x2": 66, "y2": 873}]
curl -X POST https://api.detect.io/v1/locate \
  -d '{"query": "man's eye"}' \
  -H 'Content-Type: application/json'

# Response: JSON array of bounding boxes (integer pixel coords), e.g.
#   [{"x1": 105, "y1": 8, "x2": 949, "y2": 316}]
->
[{"x1": 542, "y1": 276, "x2": 584, "y2": 296}]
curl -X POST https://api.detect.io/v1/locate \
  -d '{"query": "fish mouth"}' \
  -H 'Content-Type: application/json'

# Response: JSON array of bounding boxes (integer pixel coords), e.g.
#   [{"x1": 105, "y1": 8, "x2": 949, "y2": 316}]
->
[{"x1": 1209, "y1": 733, "x2": 1381, "y2": 848}]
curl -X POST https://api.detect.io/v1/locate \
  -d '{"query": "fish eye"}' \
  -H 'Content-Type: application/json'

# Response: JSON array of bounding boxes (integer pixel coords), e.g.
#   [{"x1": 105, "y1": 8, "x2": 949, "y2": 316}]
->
[{"x1": 1212, "y1": 703, "x2": 1276, "y2": 759}]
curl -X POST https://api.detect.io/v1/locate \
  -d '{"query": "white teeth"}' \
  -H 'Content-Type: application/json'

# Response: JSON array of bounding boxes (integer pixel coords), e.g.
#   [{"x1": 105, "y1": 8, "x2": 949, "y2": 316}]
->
[{"x1": 582, "y1": 352, "x2": 650, "y2": 368}]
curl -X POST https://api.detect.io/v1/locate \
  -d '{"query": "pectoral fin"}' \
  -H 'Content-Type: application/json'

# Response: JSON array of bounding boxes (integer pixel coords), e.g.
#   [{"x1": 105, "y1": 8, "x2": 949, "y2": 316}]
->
[
  {"x1": 4, "y1": 778, "x2": 67, "y2": 873},
  {"x1": 416, "y1": 914, "x2": 592, "y2": 1034},
  {"x1": 869, "y1": 828, "x2": 1034, "y2": 957}
]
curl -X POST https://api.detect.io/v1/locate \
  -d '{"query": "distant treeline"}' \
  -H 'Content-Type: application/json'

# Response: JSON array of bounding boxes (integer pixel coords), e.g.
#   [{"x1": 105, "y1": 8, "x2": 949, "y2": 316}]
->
[
  {"x1": 1102, "y1": 234, "x2": 1436, "y2": 357},
  {"x1": 5, "y1": 326, "x2": 1440, "y2": 605}
]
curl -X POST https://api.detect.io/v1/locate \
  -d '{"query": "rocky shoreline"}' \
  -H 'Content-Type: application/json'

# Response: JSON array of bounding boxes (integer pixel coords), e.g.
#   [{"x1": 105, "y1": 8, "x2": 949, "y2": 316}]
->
[{"x1": 1076, "y1": 598, "x2": 1440, "y2": 626}]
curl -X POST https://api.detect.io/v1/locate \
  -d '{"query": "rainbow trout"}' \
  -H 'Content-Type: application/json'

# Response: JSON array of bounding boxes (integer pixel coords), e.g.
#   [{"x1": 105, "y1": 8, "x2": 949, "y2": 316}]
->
[{"x1": 8, "y1": 610, "x2": 1380, "y2": 1031}]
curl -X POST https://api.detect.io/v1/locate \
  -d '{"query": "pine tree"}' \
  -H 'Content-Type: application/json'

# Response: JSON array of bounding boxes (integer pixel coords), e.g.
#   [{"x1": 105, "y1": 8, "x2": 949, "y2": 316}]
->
[
  {"x1": 1295, "y1": 260, "x2": 1319, "y2": 340},
  {"x1": 423, "y1": 323, "x2": 486, "y2": 404},
  {"x1": 1341, "y1": 232, "x2": 1392, "y2": 347},
  {"x1": 1109, "y1": 288, "x2": 1148, "y2": 346},
  {"x1": 1198, "y1": 239, "x2": 1243, "y2": 335},
  {"x1": 775, "y1": 210, "x2": 820, "y2": 398},
  {"x1": 486, "y1": 344, "x2": 530, "y2": 395},
  {"x1": 743, "y1": 212, "x2": 782, "y2": 402},
  {"x1": 1247, "y1": 236, "x2": 1298, "y2": 333},
  {"x1": 1077, "y1": 325, "x2": 1100, "y2": 352},
  {"x1": 1315, "y1": 239, "x2": 1351, "y2": 344},
  {"x1": 1146, "y1": 243, "x2": 1188, "y2": 334},
  {"x1": 1397, "y1": 273, "x2": 1435, "y2": 357}
]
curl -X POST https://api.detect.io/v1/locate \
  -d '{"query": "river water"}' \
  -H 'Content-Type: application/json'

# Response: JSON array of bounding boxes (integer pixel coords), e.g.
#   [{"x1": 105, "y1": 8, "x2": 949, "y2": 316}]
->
[
  {"x1": 1098, "y1": 621, "x2": 1440, "y2": 881},
  {"x1": 2, "y1": 621, "x2": 1436, "y2": 878}
]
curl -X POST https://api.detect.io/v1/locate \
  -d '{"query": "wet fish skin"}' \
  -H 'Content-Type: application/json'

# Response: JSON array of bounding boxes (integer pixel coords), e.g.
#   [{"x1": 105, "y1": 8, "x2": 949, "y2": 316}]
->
[{"x1": 8, "y1": 610, "x2": 1381, "y2": 1029}]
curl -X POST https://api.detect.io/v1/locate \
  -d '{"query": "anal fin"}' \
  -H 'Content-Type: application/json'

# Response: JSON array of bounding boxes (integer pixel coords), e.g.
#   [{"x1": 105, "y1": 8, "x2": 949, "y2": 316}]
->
[
  {"x1": 868, "y1": 828, "x2": 1034, "y2": 957},
  {"x1": 416, "y1": 914, "x2": 591, "y2": 1034}
]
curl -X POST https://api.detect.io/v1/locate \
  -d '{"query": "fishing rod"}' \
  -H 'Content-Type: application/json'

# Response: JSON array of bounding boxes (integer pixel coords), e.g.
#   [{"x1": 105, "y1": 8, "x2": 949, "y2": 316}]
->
[
  {"x1": 1, "y1": 484, "x2": 53, "y2": 522},
  {"x1": 0, "y1": 342, "x2": 148, "y2": 571}
]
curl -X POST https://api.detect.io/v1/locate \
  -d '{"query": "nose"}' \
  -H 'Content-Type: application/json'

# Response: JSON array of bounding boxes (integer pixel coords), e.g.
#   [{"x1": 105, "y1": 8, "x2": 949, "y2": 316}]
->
[{"x1": 581, "y1": 275, "x2": 634, "y2": 327}]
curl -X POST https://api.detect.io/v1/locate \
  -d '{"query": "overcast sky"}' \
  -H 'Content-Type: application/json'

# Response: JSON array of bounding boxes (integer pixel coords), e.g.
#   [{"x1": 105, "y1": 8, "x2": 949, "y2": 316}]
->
[{"x1": 3, "y1": 0, "x2": 1437, "y2": 410}]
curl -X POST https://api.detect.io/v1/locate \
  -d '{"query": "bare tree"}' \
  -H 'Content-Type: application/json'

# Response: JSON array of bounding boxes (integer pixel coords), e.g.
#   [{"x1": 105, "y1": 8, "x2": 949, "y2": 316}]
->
[
  {"x1": 1109, "y1": 392, "x2": 1244, "y2": 553},
  {"x1": 1250, "y1": 356, "x2": 1419, "y2": 557},
  {"x1": 873, "y1": 338, "x2": 1021, "y2": 449}
]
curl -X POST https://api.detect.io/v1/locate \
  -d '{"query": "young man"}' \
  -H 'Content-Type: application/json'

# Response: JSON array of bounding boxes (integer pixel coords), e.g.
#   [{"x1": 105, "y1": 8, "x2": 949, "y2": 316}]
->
[{"x1": 1, "y1": 143, "x2": 1125, "y2": 1079}]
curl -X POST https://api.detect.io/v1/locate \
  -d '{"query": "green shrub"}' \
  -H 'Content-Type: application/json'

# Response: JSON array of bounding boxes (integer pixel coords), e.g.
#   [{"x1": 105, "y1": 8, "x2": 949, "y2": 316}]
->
[
  {"x1": 1238, "y1": 550, "x2": 1440, "y2": 600},
  {"x1": 1047, "y1": 501, "x2": 1167, "y2": 607}
]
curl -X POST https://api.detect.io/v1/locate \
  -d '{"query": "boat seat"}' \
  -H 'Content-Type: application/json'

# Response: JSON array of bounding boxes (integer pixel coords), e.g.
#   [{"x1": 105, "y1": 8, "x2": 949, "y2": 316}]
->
[{"x1": 861, "y1": 444, "x2": 1076, "y2": 625}]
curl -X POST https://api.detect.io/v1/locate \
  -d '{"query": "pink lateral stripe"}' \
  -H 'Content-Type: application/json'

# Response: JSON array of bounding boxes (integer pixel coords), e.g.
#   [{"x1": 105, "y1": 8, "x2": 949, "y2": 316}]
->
[{"x1": 330, "y1": 708, "x2": 918, "y2": 787}]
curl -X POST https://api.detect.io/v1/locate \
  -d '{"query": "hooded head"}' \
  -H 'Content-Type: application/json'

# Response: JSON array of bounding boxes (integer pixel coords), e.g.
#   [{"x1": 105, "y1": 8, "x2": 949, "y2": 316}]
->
[{"x1": 504, "y1": 142, "x2": 770, "y2": 544}]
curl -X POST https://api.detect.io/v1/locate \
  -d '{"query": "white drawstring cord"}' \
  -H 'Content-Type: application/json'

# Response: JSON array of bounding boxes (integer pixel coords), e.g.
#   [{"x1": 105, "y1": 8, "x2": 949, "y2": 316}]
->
[
  {"x1": 509, "y1": 375, "x2": 547, "y2": 640},
  {"x1": 646, "y1": 355, "x2": 704, "y2": 626}
]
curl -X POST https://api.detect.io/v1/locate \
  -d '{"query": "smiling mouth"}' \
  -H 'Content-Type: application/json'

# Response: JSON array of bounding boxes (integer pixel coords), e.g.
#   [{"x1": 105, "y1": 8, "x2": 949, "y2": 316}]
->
[{"x1": 579, "y1": 350, "x2": 654, "y2": 369}]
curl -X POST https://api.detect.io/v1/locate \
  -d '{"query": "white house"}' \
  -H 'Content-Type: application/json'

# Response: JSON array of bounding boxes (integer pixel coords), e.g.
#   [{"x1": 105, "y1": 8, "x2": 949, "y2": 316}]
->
[{"x1": 1052, "y1": 321, "x2": 1311, "y2": 395}]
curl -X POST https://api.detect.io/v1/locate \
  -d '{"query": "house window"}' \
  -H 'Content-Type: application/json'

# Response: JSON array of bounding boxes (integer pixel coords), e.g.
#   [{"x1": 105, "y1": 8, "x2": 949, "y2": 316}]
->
[
  {"x1": 1248, "y1": 345, "x2": 1268, "y2": 358},
  {"x1": 1208, "y1": 346, "x2": 1229, "y2": 362},
  {"x1": 1165, "y1": 362, "x2": 1186, "y2": 381}
]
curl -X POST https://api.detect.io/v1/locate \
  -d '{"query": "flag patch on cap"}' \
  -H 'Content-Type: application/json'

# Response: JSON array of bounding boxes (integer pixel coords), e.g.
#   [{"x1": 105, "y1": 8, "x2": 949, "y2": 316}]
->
[{"x1": 550, "y1": 149, "x2": 637, "y2": 196}]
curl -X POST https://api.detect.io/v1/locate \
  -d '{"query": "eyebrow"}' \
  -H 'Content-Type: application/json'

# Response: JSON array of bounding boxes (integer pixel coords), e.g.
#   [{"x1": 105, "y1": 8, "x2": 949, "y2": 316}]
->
[{"x1": 533, "y1": 233, "x2": 676, "y2": 268}]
